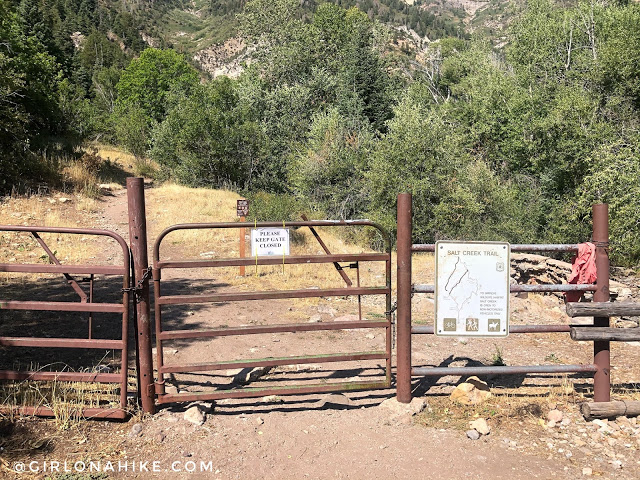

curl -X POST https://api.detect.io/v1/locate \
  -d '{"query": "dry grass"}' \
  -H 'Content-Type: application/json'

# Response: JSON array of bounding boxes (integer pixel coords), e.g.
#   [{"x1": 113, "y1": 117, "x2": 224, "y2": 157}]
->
[
  {"x1": 0, "y1": 194, "x2": 102, "y2": 283},
  {"x1": 94, "y1": 143, "x2": 158, "y2": 179},
  {"x1": 142, "y1": 184, "x2": 442, "y2": 315},
  {"x1": 0, "y1": 144, "x2": 140, "y2": 279},
  {"x1": 93, "y1": 144, "x2": 137, "y2": 170},
  {"x1": 146, "y1": 184, "x2": 392, "y2": 294},
  {"x1": 416, "y1": 379, "x2": 580, "y2": 432}
]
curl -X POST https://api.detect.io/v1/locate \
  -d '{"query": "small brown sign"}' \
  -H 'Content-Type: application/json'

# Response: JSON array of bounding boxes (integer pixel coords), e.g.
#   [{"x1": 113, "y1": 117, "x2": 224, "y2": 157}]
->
[{"x1": 237, "y1": 199, "x2": 249, "y2": 217}]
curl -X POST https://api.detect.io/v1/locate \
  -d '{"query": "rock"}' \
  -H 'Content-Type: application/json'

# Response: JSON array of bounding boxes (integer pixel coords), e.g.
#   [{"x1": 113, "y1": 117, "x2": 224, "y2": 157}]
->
[
  {"x1": 333, "y1": 314, "x2": 359, "y2": 322},
  {"x1": 561, "y1": 417, "x2": 571, "y2": 426},
  {"x1": 256, "y1": 417, "x2": 264, "y2": 425},
  {"x1": 260, "y1": 395, "x2": 284, "y2": 403},
  {"x1": 469, "y1": 418, "x2": 491, "y2": 436},
  {"x1": 592, "y1": 419, "x2": 608, "y2": 429},
  {"x1": 615, "y1": 416, "x2": 630, "y2": 426},
  {"x1": 548, "y1": 409, "x2": 563, "y2": 423},
  {"x1": 582, "y1": 467, "x2": 592, "y2": 476},
  {"x1": 318, "y1": 393, "x2": 351, "y2": 409},
  {"x1": 233, "y1": 366, "x2": 272, "y2": 385},
  {"x1": 98, "y1": 183, "x2": 112, "y2": 191},
  {"x1": 190, "y1": 401, "x2": 214, "y2": 413},
  {"x1": 165, "y1": 385, "x2": 179, "y2": 395},
  {"x1": 365, "y1": 333, "x2": 376, "y2": 339},
  {"x1": 466, "y1": 430, "x2": 481, "y2": 440},
  {"x1": 156, "y1": 432, "x2": 166, "y2": 443},
  {"x1": 308, "y1": 315, "x2": 322, "y2": 323},
  {"x1": 450, "y1": 377, "x2": 492, "y2": 405},
  {"x1": 58, "y1": 197, "x2": 71, "y2": 203},
  {"x1": 547, "y1": 420, "x2": 557, "y2": 428},
  {"x1": 129, "y1": 423, "x2": 143, "y2": 437},
  {"x1": 614, "y1": 319, "x2": 638, "y2": 329},
  {"x1": 184, "y1": 405, "x2": 206, "y2": 426},
  {"x1": 610, "y1": 460, "x2": 623, "y2": 469},
  {"x1": 379, "y1": 397, "x2": 427, "y2": 417}
]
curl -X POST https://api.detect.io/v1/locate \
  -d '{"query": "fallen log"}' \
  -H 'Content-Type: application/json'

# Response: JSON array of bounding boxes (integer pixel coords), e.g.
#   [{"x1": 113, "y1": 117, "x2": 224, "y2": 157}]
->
[
  {"x1": 566, "y1": 302, "x2": 640, "y2": 318},
  {"x1": 570, "y1": 327, "x2": 640, "y2": 342},
  {"x1": 581, "y1": 400, "x2": 640, "y2": 420}
]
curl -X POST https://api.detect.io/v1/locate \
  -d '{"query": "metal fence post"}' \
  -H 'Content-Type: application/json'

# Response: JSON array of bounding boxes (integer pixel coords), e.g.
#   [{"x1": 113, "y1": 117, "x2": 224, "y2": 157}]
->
[
  {"x1": 127, "y1": 177, "x2": 156, "y2": 414},
  {"x1": 592, "y1": 203, "x2": 610, "y2": 402},
  {"x1": 396, "y1": 193, "x2": 412, "y2": 403}
]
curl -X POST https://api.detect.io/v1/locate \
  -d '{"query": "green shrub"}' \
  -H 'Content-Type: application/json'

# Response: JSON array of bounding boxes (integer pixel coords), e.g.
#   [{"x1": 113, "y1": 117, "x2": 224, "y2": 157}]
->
[{"x1": 246, "y1": 191, "x2": 307, "y2": 222}]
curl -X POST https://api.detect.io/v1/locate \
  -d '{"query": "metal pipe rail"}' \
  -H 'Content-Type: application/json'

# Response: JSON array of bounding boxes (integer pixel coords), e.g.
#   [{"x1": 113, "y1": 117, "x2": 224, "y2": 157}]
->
[
  {"x1": 152, "y1": 219, "x2": 393, "y2": 405},
  {"x1": 411, "y1": 244, "x2": 580, "y2": 253},
  {"x1": 411, "y1": 283, "x2": 597, "y2": 294},
  {"x1": 412, "y1": 364, "x2": 598, "y2": 377},
  {"x1": 395, "y1": 193, "x2": 611, "y2": 404},
  {"x1": 0, "y1": 225, "x2": 131, "y2": 419}
]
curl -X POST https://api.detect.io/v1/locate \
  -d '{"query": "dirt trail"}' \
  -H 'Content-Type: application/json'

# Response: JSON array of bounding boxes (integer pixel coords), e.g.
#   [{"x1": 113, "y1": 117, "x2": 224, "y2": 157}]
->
[{"x1": 3, "y1": 182, "x2": 640, "y2": 480}]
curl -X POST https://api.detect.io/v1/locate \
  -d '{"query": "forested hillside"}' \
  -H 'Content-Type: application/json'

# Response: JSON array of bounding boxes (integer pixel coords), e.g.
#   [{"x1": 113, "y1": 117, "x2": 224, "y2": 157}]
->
[{"x1": 1, "y1": 0, "x2": 639, "y2": 266}]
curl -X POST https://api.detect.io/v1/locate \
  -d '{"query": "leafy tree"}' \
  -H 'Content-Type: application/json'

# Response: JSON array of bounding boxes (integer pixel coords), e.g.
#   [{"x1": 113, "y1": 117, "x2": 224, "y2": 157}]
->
[
  {"x1": 335, "y1": 7, "x2": 392, "y2": 131},
  {"x1": 238, "y1": 0, "x2": 318, "y2": 85},
  {"x1": 598, "y1": 3, "x2": 640, "y2": 108},
  {"x1": 114, "y1": 105, "x2": 152, "y2": 160},
  {"x1": 0, "y1": 0, "x2": 63, "y2": 192},
  {"x1": 365, "y1": 88, "x2": 541, "y2": 243},
  {"x1": 114, "y1": 48, "x2": 198, "y2": 156},
  {"x1": 568, "y1": 141, "x2": 640, "y2": 266},
  {"x1": 290, "y1": 108, "x2": 374, "y2": 218},
  {"x1": 115, "y1": 48, "x2": 199, "y2": 124},
  {"x1": 150, "y1": 78, "x2": 265, "y2": 189}
]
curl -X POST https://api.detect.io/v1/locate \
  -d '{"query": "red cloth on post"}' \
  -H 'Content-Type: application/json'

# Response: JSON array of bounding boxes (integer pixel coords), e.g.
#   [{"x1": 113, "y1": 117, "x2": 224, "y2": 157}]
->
[{"x1": 565, "y1": 242, "x2": 597, "y2": 303}]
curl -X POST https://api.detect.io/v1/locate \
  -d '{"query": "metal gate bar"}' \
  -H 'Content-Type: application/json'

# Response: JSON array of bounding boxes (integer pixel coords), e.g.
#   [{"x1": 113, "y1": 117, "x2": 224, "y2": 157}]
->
[
  {"x1": 152, "y1": 220, "x2": 392, "y2": 404},
  {"x1": 395, "y1": 193, "x2": 611, "y2": 403},
  {"x1": 0, "y1": 225, "x2": 131, "y2": 419}
]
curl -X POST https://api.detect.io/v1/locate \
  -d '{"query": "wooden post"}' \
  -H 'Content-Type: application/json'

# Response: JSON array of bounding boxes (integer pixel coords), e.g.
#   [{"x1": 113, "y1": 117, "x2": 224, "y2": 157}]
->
[
  {"x1": 566, "y1": 302, "x2": 640, "y2": 318},
  {"x1": 582, "y1": 401, "x2": 640, "y2": 420},
  {"x1": 571, "y1": 327, "x2": 640, "y2": 342},
  {"x1": 237, "y1": 199, "x2": 249, "y2": 276},
  {"x1": 239, "y1": 216, "x2": 246, "y2": 276}
]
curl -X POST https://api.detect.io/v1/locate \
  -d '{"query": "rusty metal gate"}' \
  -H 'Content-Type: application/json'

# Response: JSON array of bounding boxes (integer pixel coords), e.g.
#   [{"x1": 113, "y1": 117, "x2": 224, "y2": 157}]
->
[
  {"x1": 395, "y1": 193, "x2": 612, "y2": 404},
  {"x1": 0, "y1": 226, "x2": 131, "y2": 419},
  {"x1": 151, "y1": 220, "x2": 392, "y2": 404}
]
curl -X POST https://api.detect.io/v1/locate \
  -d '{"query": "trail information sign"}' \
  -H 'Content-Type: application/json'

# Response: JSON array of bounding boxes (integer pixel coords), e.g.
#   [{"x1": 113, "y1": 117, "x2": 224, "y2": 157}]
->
[
  {"x1": 237, "y1": 199, "x2": 249, "y2": 217},
  {"x1": 435, "y1": 241, "x2": 510, "y2": 337},
  {"x1": 251, "y1": 228, "x2": 290, "y2": 257}
]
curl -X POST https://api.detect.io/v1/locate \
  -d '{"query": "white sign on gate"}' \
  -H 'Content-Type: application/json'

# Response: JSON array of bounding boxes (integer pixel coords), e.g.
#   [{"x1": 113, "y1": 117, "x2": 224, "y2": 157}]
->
[
  {"x1": 435, "y1": 241, "x2": 510, "y2": 337},
  {"x1": 251, "y1": 227, "x2": 290, "y2": 257}
]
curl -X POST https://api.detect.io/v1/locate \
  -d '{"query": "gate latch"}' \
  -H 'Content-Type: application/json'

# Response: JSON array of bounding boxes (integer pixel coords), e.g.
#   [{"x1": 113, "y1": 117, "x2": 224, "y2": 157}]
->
[{"x1": 122, "y1": 267, "x2": 152, "y2": 303}]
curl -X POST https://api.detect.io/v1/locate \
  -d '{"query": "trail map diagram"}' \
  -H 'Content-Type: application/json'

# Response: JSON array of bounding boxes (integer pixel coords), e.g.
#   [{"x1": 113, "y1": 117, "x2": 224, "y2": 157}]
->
[
  {"x1": 435, "y1": 241, "x2": 510, "y2": 337},
  {"x1": 443, "y1": 257, "x2": 479, "y2": 319}
]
